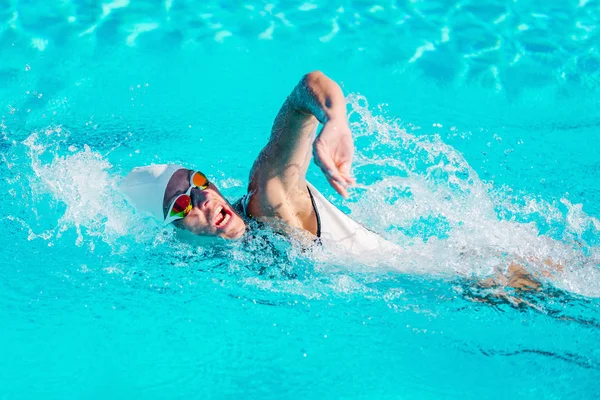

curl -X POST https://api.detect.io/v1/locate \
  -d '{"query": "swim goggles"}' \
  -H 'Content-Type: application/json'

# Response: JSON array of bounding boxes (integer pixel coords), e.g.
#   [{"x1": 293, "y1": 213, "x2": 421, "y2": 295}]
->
[{"x1": 164, "y1": 170, "x2": 209, "y2": 224}]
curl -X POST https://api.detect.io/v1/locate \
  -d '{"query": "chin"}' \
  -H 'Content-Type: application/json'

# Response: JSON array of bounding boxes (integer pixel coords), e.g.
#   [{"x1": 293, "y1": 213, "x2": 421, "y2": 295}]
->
[{"x1": 224, "y1": 224, "x2": 246, "y2": 240}]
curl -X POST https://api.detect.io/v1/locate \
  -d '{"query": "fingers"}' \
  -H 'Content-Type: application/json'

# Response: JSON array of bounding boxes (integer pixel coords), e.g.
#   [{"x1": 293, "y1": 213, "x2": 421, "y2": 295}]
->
[
  {"x1": 315, "y1": 149, "x2": 344, "y2": 184},
  {"x1": 327, "y1": 176, "x2": 348, "y2": 198},
  {"x1": 314, "y1": 143, "x2": 354, "y2": 198},
  {"x1": 324, "y1": 162, "x2": 352, "y2": 198},
  {"x1": 320, "y1": 162, "x2": 349, "y2": 192},
  {"x1": 314, "y1": 148, "x2": 337, "y2": 177},
  {"x1": 316, "y1": 157, "x2": 354, "y2": 198},
  {"x1": 338, "y1": 161, "x2": 356, "y2": 186}
]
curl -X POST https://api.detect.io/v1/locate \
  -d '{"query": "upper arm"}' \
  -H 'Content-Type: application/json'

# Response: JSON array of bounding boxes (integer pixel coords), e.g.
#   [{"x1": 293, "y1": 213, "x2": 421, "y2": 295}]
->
[{"x1": 256, "y1": 110, "x2": 316, "y2": 181}]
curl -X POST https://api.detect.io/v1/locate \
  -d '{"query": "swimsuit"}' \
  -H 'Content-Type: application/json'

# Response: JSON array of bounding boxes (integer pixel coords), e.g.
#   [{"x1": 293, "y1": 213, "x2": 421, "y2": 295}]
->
[
  {"x1": 306, "y1": 182, "x2": 400, "y2": 254},
  {"x1": 235, "y1": 182, "x2": 400, "y2": 255}
]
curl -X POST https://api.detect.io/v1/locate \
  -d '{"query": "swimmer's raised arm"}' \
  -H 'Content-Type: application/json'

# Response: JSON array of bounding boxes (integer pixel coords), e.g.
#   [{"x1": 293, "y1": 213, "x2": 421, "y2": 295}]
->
[
  {"x1": 250, "y1": 71, "x2": 354, "y2": 196},
  {"x1": 245, "y1": 71, "x2": 354, "y2": 233}
]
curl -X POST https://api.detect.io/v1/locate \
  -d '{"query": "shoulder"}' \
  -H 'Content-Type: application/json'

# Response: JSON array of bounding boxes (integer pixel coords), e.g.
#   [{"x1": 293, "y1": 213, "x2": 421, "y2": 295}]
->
[
  {"x1": 245, "y1": 179, "x2": 314, "y2": 230},
  {"x1": 245, "y1": 179, "x2": 305, "y2": 218}
]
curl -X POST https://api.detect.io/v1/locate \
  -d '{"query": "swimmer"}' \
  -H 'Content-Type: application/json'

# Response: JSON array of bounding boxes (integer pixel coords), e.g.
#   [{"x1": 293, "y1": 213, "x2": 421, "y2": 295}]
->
[
  {"x1": 121, "y1": 71, "x2": 551, "y2": 293},
  {"x1": 122, "y1": 71, "x2": 397, "y2": 254}
]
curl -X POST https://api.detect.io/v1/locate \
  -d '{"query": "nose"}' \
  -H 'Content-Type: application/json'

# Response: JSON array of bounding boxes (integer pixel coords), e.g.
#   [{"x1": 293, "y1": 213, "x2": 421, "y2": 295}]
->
[{"x1": 190, "y1": 188, "x2": 211, "y2": 209}]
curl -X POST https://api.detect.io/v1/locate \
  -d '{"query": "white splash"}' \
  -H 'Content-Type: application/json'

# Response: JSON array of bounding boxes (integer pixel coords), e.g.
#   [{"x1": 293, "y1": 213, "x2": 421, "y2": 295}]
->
[
  {"x1": 20, "y1": 127, "x2": 154, "y2": 249},
  {"x1": 335, "y1": 95, "x2": 600, "y2": 296}
]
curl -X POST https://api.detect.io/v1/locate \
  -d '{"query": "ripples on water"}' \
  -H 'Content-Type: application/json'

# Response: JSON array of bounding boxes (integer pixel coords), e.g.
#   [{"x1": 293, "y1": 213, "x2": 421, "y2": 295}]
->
[
  {"x1": 1, "y1": 0, "x2": 600, "y2": 399},
  {"x1": 1, "y1": 0, "x2": 600, "y2": 90}
]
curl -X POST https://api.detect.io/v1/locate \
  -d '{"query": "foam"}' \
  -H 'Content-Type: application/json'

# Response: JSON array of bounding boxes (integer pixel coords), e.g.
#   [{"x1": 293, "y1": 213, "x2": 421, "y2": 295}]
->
[
  {"x1": 5, "y1": 96, "x2": 599, "y2": 298},
  {"x1": 16, "y1": 126, "x2": 158, "y2": 250},
  {"x1": 333, "y1": 95, "x2": 600, "y2": 296}
]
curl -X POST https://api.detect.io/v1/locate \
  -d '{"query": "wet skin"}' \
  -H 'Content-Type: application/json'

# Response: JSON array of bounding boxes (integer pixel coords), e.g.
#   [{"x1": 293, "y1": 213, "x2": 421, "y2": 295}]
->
[{"x1": 163, "y1": 169, "x2": 246, "y2": 239}]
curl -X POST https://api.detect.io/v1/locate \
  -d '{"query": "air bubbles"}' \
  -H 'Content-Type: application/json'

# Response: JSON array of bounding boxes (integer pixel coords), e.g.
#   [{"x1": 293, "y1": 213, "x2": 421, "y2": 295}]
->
[{"x1": 356, "y1": 97, "x2": 368, "y2": 108}]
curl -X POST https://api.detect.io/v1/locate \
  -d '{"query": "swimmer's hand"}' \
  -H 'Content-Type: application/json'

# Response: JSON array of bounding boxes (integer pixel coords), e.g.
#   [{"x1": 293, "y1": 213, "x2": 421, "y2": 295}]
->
[{"x1": 314, "y1": 120, "x2": 355, "y2": 198}]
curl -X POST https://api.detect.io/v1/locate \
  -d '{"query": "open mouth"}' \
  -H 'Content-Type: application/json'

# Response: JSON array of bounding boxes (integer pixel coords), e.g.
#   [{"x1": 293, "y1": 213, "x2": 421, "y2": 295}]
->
[{"x1": 213, "y1": 205, "x2": 232, "y2": 228}]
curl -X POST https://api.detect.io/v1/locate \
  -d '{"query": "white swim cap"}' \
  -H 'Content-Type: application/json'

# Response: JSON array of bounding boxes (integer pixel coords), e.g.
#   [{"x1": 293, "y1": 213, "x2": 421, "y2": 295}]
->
[{"x1": 121, "y1": 164, "x2": 184, "y2": 221}]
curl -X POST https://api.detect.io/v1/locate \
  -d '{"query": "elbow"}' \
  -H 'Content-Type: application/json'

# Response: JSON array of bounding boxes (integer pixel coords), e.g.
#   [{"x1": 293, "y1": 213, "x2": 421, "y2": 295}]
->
[
  {"x1": 292, "y1": 70, "x2": 342, "y2": 122},
  {"x1": 302, "y1": 70, "x2": 327, "y2": 88}
]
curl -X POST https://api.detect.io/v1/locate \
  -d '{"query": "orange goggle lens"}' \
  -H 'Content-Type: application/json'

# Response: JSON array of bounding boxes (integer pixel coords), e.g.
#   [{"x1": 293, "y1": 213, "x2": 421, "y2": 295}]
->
[
  {"x1": 170, "y1": 194, "x2": 192, "y2": 217},
  {"x1": 191, "y1": 171, "x2": 209, "y2": 190}
]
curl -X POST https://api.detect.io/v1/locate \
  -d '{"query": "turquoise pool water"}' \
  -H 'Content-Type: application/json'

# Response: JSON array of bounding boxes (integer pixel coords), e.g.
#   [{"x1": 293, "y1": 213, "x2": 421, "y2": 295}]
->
[{"x1": 1, "y1": 0, "x2": 600, "y2": 398}]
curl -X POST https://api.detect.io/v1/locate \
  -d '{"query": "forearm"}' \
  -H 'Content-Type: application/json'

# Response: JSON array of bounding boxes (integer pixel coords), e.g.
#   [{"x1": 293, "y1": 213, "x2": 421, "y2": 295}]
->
[
  {"x1": 290, "y1": 71, "x2": 347, "y2": 125},
  {"x1": 249, "y1": 71, "x2": 352, "y2": 196}
]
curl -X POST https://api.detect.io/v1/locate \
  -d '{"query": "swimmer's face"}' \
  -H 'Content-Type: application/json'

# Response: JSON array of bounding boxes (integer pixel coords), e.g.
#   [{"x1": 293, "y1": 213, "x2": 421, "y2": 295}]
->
[{"x1": 163, "y1": 169, "x2": 246, "y2": 239}]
